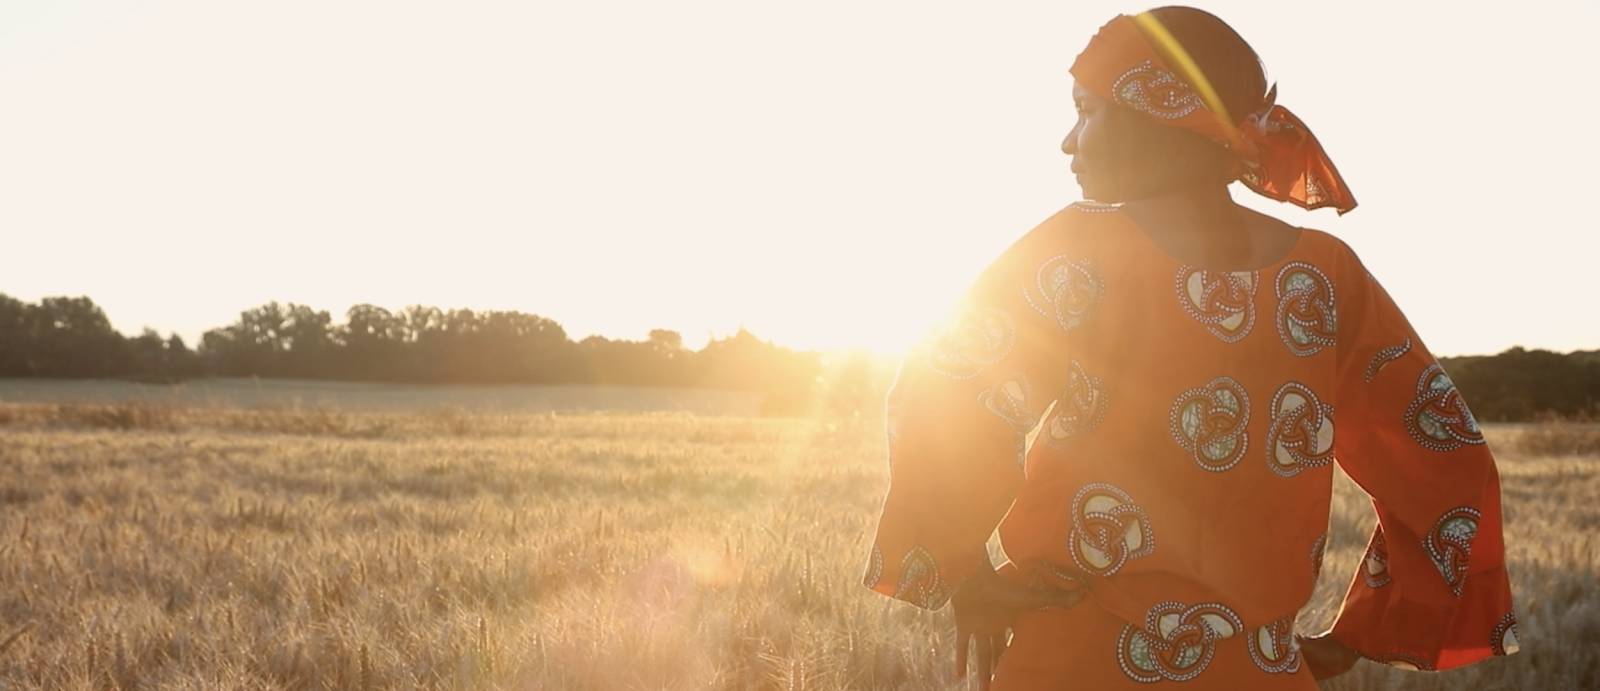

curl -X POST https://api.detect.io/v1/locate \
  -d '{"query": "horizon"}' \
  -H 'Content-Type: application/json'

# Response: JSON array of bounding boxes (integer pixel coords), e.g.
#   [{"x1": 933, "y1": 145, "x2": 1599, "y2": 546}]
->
[
  {"x1": 3, "y1": 289, "x2": 1593, "y2": 361},
  {"x1": 3, "y1": 1, "x2": 1596, "y2": 358}
]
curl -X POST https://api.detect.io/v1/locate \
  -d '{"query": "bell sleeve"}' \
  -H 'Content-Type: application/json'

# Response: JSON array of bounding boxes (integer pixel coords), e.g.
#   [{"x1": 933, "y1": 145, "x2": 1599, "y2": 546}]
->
[
  {"x1": 862, "y1": 215, "x2": 1079, "y2": 609},
  {"x1": 1327, "y1": 257, "x2": 1519, "y2": 670}
]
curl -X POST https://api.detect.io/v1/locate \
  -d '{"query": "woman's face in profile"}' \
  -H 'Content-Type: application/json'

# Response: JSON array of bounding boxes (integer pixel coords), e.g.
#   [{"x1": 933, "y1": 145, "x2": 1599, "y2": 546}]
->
[
  {"x1": 1063, "y1": 81, "x2": 1223, "y2": 203},
  {"x1": 1063, "y1": 82, "x2": 1140, "y2": 202}
]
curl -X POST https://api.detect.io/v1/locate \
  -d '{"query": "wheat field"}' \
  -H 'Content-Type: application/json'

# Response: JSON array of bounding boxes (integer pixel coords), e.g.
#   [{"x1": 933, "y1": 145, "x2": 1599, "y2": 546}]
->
[{"x1": 0, "y1": 401, "x2": 1595, "y2": 690}]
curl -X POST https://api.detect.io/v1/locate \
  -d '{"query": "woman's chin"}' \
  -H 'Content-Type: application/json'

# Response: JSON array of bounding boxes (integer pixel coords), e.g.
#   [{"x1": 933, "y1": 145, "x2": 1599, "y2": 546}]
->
[
  {"x1": 1077, "y1": 187, "x2": 1118, "y2": 205},
  {"x1": 1075, "y1": 177, "x2": 1117, "y2": 204}
]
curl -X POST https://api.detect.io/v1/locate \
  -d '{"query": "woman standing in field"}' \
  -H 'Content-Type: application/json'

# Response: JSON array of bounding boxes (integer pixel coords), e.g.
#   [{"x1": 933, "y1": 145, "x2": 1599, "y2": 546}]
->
[{"x1": 862, "y1": 6, "x2": 1516, "y2": 689}]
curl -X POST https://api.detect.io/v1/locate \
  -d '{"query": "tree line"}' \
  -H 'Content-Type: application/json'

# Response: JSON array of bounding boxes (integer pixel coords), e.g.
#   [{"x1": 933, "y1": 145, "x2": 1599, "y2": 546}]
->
[
  {"x1": 0, "y1": 293, "x2": 1594, "y2": 421},
  {"x1": 0, "y1": 295, "x2": 851, "y2": 411},
  {"x1": 1441, "y1": 348, "x2": 1600, "y2": 422}
]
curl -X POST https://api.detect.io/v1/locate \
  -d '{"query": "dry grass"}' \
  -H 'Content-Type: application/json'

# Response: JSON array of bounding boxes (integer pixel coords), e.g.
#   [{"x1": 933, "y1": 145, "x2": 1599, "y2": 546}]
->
[
  {"x1": 0, "y1": 401, "x2": 529, "y2": 439},
  {"x1": 0, "y1": 403, "x2": 1593, "y2": 690},
  {"x1": 1510, "y1": 413, "x2": 1600, "y2": 458}
]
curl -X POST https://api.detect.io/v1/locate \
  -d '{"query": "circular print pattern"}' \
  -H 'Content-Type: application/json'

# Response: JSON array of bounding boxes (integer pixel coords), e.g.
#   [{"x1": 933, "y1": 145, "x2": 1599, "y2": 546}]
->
[
  {"x1": 1117, "y1": 601, "x2": 1242, "y2": 683},
  {"x1": 1069, "y1": 484, "x2": 1154, "y2": 577},
  {"x1": 1176, "y1": 267, "x2": 1258, "y2": 343},
  {"x1": 1425, "y1": 507, "x2": 1480, "y2": 595},
  {"x1": 1042, "y1": 360, "x2": 1109, "y2": 448},
  {"x1": 1275, "y1": 262, "x2": 1337, "y2": 356},
  {"x1": 1246, "y1": 615, "x2": 1302, "y2": 674},
  {"x1": 1111, "y1": 61, "x2": 1203, "y2": 119},
  {"x1": 1024, "y1": 255, "x2": 1103, "y2": 333},
  {"x1": 1405, "y1": 364, "x2": 1485, "y2": 451},
  {"x1": 1363, "y1": 528, "x2": 1392, "y2": 588},
  {"x1": 1364, "y1": 338, "x2": 1412, "y2": 382},
  {"x1": 894, "y1": 545, "x2": 952, "y2": 609},
  {"x1": 1267, "y1": 382, "x2": 1335, "y2": 476},
  {"x1": 1492, "y1": 612, "x2": 1520, "y2": 656},
  {"x1": 979, "y1": 373, "x2": 1039, "y2": 466},
  {"x1": 1170, "y1": 377, "x2": 1251, "y2": 472},
  {"x1": 927, "y1": 306, "x2": 1015, "y2": 380},
  {"x1": 863, "y1": 543, "x2": 884, "y2": 588}
]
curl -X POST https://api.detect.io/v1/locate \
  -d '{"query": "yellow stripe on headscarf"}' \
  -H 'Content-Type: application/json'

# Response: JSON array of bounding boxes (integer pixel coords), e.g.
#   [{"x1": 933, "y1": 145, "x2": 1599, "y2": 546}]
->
[{"x1": 1129, "y1": 12, "x2": 1233, "y2": 127}]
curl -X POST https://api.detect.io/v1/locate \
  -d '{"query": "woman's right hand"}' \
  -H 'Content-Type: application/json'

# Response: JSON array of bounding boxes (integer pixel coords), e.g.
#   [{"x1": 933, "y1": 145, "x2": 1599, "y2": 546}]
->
[
  {"x1": 951, "y1": 562, "x2": 1088, "y2": 690},
  {"x1": 1298, "y1": 632, "x2": 1361, "y2": 680}
]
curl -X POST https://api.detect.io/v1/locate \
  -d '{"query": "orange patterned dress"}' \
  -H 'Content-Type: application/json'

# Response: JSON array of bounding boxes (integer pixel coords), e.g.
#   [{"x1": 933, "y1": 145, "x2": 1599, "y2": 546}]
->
[{"x1": 863, "y1": 203, "x2": 1517, "y2": 689}]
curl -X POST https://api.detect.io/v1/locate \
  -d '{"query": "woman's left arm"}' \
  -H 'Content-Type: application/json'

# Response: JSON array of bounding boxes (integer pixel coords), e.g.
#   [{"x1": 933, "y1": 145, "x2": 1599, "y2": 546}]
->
[{"x1": 1324, "y1": 248, "x2": 1519, "y2": 671}]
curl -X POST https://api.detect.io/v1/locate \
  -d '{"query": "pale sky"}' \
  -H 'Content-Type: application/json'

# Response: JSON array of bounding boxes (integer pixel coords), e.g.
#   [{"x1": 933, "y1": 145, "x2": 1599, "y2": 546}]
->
[{"x1": 1, "y1": 0, "x2": 1596, "y2": 356}]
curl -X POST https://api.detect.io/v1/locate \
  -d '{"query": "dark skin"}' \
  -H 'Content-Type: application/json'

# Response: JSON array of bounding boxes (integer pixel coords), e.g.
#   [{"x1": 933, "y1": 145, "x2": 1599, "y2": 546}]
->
[
  {"x1": 1064, "y1": 83, "x2": 1302, "y2": 271},
  {"x1": 951, "y1": 560, "x2": 1086, "y2": 690},
  {"x1": 949, "y1": 82, "x2": 1364, "y2": 688}
]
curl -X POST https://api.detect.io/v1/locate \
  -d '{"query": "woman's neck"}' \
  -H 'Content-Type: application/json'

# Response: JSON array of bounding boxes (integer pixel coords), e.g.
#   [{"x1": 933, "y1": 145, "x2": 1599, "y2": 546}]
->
[{"x1": 1119, "y1": 184, "x2": 1300, "y2": 271}]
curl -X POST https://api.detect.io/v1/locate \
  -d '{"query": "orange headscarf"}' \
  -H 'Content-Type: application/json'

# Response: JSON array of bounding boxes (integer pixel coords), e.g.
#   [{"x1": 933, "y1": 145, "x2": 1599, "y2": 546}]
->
[{"x1": 1070, "y1": 13, "x2": 1358, "y2": 214}]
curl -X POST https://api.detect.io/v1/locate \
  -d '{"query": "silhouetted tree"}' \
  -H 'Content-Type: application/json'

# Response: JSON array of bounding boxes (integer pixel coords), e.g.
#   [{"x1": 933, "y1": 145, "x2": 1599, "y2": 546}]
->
[
  {"x1": 647, "y1": 329, "x2": 691, "y2": 386},
  {"x1": 1446, "y1": 347, "x2": 1600, "y2": 421},
  {"x1": 200, "y1": 302, "x2": 287, "y2": 376},
  {"x1": 200, "y1": 302, "x2": 335, "y2": 378},
  {"x1": 166, "y1": 334, "x2": 198, "y2": 378},
  {"x1": 22, "y1": 297, "x2": 127, "y2": 377},
  {"x1": 124, "y1": 329, "x2": 197, "y2": 381},
  {"x1": 279, "y1": 304, "x2": 336, "y2": 378},
  {"x1": 340, "y1": 304, "x2": 406, "y2": 380},
  {"x1": 0, "y1": 294, "x2": 30, "y2": 376},
  {"x1": 574, "y1": 329, "x2": 693, "y2": 386},
  {"x1": 693, "y1": 328, "x2": 821, "y2": 413}
]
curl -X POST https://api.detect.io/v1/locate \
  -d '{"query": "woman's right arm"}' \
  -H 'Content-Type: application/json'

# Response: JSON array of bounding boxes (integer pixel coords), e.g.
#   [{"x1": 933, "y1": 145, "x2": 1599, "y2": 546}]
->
[{"x1": 863, "y1": 210, "x2": 1082, "y2": 609}]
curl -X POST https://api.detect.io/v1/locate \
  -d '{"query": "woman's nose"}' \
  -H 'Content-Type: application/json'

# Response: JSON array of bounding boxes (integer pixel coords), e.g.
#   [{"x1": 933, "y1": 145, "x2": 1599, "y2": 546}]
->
[{"x1": 1061, "y1": 121, "x2": 1081, "y2": 155}]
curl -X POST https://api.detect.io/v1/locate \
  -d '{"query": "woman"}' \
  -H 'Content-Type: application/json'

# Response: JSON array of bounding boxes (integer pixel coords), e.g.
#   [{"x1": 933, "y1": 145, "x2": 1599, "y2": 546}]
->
[{"x1": 862, "y1": 7, "x2": 1516, "y2": 690}]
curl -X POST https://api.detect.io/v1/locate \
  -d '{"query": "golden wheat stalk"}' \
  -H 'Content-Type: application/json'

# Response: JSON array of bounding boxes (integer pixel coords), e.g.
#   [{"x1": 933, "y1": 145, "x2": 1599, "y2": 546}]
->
[{"x1": 0, "y1": 621, "x2": 35, "y2": 654}]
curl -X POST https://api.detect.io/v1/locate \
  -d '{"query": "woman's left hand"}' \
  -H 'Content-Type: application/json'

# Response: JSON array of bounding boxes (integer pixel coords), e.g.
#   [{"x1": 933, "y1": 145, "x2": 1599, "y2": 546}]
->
[{"x1": 951, "y1": 562, "x2": 1088, "y2": 690}]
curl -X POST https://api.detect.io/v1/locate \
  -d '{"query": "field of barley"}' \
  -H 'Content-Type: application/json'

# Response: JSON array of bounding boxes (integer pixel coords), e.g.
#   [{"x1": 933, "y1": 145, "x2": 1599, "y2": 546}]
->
[{"x1": 0, "y1": 394, "x2": 1596, "y2": 690}]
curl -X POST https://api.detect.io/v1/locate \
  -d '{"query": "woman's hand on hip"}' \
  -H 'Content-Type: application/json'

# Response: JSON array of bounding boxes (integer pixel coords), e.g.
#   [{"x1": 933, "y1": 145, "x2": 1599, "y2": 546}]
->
[
  {"x1": 951, "y1": 561, "x2": 1087, "y2": 690},
  {"x1": 1297, "y1": 632, "x2": 1361, "y2": 680}
]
